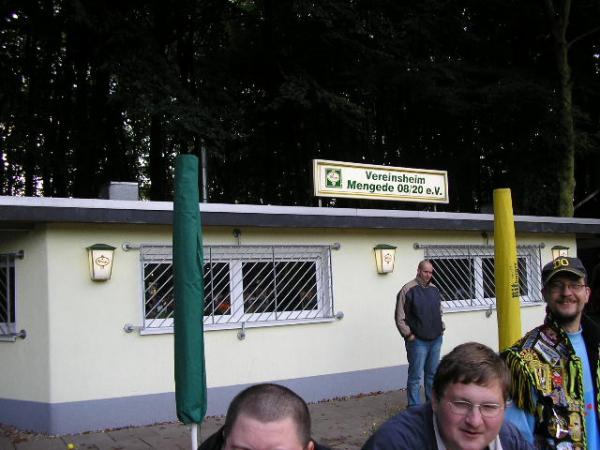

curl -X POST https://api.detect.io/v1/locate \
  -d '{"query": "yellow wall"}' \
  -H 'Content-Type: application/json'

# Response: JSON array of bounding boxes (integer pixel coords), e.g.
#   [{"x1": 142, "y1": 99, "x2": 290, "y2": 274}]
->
[
  {"x1": 0, "y1": 224, "x2": 574, "y2": 403},
  {"x1": 0, "y1": 226, "x2": 51, "y2": 401}
]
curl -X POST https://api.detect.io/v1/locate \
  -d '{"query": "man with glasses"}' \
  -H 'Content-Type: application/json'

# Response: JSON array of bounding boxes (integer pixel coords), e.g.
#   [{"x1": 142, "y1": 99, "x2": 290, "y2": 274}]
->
[
  {"x1": 361, "y1": 342, "x2": 532, "y2": 449},
  {"x1": 503, "y1": 256, "x2": 600, "y2": 449}
]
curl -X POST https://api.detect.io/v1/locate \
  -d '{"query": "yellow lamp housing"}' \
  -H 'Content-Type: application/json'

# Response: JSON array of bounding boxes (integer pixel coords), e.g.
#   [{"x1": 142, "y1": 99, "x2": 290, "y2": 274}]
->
[
  {"x1": 374, "y1": 244, "x2": 397, "y2": 274},
  {"x1": 87, "y1": 243, "x2": 116, "y2": 281},
  {"x1": 551, "y1": 245, "x2": 569, "y2": 260}
]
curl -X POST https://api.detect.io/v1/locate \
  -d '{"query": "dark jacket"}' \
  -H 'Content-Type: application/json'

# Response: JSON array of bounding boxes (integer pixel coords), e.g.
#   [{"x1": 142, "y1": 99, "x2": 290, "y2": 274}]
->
[
  {"x1": 361, "y1": 403, "x2": 534, "y2": 450},
  {"x1": 502, "y1": 313, "x2": 600, "y2": 449},
  {"x1": 198, "y1": 425, "x2": 332, "y2": 450},
  {"x1": 395, "y1": 277, "x2": 444, "y2": 340}
]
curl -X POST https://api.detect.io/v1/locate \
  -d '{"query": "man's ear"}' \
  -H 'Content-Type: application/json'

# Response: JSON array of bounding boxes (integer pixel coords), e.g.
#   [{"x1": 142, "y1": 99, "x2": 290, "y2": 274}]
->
[
  {"x1": 584, "y1": 286, "x2": 591, "y2": 304},
  {"x1": 221, "y1": 428, "x2": 228, "y2": 450},
  {"x1": 541, "y1": 287, "x2": 552, "y2": 305},
  {"x1": 306, "y1": 440, "x2": 315, "y2": 450},
  {"x1": 431, "y1": 393, "x2": 440, "y2": 413}
]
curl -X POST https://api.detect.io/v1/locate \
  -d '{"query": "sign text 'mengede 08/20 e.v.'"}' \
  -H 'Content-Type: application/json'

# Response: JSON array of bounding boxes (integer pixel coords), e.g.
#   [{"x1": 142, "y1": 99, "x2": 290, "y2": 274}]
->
[{"x1": 313, "y1": 159, "x2": 449, "y2": 204}]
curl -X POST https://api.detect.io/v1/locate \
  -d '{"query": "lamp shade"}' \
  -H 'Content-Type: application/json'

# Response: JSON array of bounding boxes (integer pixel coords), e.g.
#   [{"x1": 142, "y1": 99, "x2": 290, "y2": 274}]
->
[
  {"x1": 374, "y1": 244, "x2": 397, "y2": 274},
  {"x1": 551, "y1": 245, "x2": 569, "y2": 260},
  {"x1": 86, "y1": 243, "x2": 116, "y2": 281}
]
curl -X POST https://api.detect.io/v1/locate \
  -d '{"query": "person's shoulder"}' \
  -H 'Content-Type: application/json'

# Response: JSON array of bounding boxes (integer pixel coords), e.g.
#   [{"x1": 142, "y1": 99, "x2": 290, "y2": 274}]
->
[
  {"x1": 499, "y1": 419, "x2": 522, "y2": 435},
  {"x1": 583, "y1": 314, "x2": 600, "y2": 333},
  {"x1": 583, "y1": 313, "x2": 600, "y2": 328},
  {"x1": 198, "y1": 427, "x2": 224, "y2": 450},
  {"x1": 404, "y1": 278, "x2": 419, "y2": 289},
  {"x1": 499, "y1": 420, "x2": 536, "y2": 450},
  {"x1": 522, "y1": 323, "x2": 545, "y2": 338},
  {"x1": 581, "y1": 314, "x2": 600, "y2": 345},
  {"x1": 361, "y1": 406, "x2": 434, "y2": 450},
  {"x1": 314, "y1": 441, "x2": 333, "y2": 450},
  {"x1": 426, "y1": 281, "x2": 441, "y2": 293},
  {"x1": 398, "y1": 279, "x2": 418, "y2": 294},
  {"x1": 502, "y1": 324, "x2": 545, "y2": 355}
]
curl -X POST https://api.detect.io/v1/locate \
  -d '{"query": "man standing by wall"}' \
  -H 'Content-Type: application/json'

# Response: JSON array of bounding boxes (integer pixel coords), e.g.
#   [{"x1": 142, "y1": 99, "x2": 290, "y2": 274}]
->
[
  {"x1": 503, "y1": 256, "x2": 600, "y2": 449},
  {"x1": 395, "y1": 259, "x2": 444, "y2": 408}
]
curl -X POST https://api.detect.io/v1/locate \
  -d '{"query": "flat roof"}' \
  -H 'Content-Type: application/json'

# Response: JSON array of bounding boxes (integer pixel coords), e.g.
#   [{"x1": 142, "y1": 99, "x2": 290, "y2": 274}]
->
[{"x1": 0, "y1": 196, "x2": 599, "y2": 235}]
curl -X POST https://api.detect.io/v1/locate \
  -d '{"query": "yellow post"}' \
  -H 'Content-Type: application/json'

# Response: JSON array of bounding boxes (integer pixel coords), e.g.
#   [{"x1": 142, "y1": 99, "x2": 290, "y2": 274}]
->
[{"x1": 493, "y1": 188, "x2": 522, "y2": 350}]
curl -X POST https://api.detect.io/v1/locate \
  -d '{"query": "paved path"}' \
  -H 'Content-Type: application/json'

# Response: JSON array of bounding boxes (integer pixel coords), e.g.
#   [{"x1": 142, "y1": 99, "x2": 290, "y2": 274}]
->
[{"x1": 0, "y1": 390, "x2": 406, "y2": 450}]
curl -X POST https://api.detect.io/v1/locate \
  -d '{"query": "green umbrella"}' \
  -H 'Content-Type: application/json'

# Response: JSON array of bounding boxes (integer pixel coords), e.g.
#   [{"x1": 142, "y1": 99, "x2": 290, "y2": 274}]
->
[{"x1": 173, "y1": 154, "x2": 207, "y2": 449}]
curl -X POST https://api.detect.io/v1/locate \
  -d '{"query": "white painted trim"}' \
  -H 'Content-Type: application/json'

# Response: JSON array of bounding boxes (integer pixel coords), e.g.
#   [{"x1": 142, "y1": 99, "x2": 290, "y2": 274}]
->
[{"x1": 1, "y1": 195, "x2": 599, "y2": 226}]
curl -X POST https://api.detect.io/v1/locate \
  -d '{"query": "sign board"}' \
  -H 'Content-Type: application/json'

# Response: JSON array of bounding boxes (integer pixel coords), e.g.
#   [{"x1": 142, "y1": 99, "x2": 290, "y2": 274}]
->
[{"x1": 313, "y1": 159, "x2": 449, "y2": 203}]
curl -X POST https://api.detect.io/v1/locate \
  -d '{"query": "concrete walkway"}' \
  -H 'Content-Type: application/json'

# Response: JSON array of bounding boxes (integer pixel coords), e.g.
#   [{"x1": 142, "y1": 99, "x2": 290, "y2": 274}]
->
[{"x1": 0, "y1": 390, "x2": 407, "y2": 450}]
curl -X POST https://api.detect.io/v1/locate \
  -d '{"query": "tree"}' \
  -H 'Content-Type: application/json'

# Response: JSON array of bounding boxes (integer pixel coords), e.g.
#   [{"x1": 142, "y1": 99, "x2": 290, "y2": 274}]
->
[
  {"x1": 543, "y1": 0, "x2": 600, "y2": 216},
  {"x1": 1, "y1": 0, "x2": 598, "y2": 218}
]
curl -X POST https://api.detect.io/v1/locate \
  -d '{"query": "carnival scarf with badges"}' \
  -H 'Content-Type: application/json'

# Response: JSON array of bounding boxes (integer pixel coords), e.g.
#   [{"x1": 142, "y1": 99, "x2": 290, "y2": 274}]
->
[{"x1": 503, "y1": 316, "x2": 597, "y2": 450}]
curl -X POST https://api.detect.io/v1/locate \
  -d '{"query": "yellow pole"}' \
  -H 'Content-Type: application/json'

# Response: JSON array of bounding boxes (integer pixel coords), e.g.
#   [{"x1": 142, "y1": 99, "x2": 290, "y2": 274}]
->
[{"x1": 493, "y1": 188, "x2": 522, "y2": 350}]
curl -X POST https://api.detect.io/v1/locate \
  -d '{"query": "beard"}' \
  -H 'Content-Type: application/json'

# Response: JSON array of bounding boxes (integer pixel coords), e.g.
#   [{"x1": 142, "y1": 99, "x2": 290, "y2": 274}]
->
[
  {"x1": 547, "y1": 301, "x2": 583, "y2": 327},
  {"x1": 552, "y1": 309, "x2": 580, "y2": 325}
]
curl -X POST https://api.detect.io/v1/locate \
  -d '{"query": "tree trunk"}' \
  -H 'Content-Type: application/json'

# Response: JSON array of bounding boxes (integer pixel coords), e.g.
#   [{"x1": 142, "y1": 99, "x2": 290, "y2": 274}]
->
[
  {"x1": 544, "y1": 0, "x2": 575, "y2": 217},
  {"x1": 149, "y1": 114, "x2": 167, "y2": 200}
]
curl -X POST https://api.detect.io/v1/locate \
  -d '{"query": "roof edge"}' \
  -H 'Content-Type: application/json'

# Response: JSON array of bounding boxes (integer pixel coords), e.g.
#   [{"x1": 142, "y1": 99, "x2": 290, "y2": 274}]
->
[{"x1": 0, "y1": 196, "x2": 598, "y2": 234}]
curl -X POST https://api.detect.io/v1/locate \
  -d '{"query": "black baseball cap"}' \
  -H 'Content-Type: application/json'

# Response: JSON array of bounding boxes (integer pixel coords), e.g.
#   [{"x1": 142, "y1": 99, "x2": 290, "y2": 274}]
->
[{"x1": 541, "y1": 256, "x2": 587, "y2": 286}]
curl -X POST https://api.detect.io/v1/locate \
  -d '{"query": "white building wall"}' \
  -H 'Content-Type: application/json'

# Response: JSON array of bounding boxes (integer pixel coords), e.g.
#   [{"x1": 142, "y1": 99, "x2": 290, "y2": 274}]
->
[
  {"x1": 45, "y1": 224, "x2": 175, "y2": 402},
  {"x1": 0, "y1": 226, "x2": 51, "y2": 402},
  {"x1": 39, "y1": 226, "x2": 564, "y2": 401},
  {"x1": 0, "y1": 221, "x2": 575, "y2": 433}
]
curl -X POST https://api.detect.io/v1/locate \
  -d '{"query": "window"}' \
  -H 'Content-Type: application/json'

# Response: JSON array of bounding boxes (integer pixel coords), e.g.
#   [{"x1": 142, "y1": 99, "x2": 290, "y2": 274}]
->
[
  {"x1": 482, "y1": 257, "x2": 530, "y2": 299},
  {"x1": 0, "y1": 253, "x2": 16, "y2": 337},
  {"x1": 140, "y1": 245, "x2": 334, "y2": 331},
  {"x1": 421, "y1": 244, "x2": 543, "y2": 310}
]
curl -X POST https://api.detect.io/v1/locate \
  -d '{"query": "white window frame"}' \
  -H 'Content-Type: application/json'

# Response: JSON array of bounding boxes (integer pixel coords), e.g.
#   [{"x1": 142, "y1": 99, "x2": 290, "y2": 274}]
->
[
  {"x1": 419, "y1": 244, "x2": 544, "y2": 312},
  {"x1": 139, "y1": 244, "x2": 335, "y2": 333},
  {"x1": 235, "y1": 257, "x2": 325, "y2": 323},
  {"x1": 0, "y1": 252, "x2": 18, "y2": 341}
]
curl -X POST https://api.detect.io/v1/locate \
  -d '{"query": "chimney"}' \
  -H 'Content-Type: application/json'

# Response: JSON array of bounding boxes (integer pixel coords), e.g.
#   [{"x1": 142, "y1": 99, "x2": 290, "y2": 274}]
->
[{"x1": 99, "y1": 182, "x2": 139, "y2": 201}]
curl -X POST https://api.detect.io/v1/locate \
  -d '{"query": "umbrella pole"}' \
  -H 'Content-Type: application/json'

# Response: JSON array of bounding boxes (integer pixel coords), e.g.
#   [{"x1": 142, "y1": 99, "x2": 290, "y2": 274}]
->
[{"x1": 191, "y1": 423, "x2": 198, "y2": 450}]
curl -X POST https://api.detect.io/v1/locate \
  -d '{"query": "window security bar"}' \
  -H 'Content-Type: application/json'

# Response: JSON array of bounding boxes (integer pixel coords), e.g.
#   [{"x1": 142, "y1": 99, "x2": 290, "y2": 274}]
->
[
  {"x1": 137, "y1": 244, "x2": 335, "y2": 331},
  {"x1": 0, "y1": 251, "x2": 25, "y2": 341},
  {"x1": 0, "y1": 329, "x2": 26, "y2": 342},
  {"x1": 416, "y1": 244, "x2": 544, "y2": 310}
]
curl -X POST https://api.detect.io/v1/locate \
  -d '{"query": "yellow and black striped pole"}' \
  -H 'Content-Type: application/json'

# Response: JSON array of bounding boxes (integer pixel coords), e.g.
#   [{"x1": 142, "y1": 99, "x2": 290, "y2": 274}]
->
[{"x1": 493, "y1": 188, "x2": 522, "y2": 350}]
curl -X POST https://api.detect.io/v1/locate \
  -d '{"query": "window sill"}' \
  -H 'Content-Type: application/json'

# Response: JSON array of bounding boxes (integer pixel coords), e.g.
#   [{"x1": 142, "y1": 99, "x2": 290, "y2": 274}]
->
[
  {"x1": 0, "y1": 332, "x2": 25, "y2": 342},
  {"x1": 138, "y1": 316, "x2": 338, "y2": 335},
  {"x1": 443, "y1": 301, "x2": 544, "y2": 314}
]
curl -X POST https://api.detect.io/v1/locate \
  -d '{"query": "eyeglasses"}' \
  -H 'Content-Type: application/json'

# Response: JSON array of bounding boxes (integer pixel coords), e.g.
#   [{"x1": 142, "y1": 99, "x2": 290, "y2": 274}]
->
[
  {"x1": 447, "y1": 400, "x2": 504, "y2": 418},
  {"x1": 548, "y1": 282, "x2": 586, "y2": 293}
]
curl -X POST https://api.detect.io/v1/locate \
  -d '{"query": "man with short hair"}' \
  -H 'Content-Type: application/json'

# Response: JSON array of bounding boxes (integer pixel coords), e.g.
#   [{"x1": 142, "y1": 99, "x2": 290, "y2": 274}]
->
[
  {"x1": 503, "y1": 256, "x2": 600, "y2": 449},
  {"x1": 396, "y1": 259, "x2": 444, "y2": 407},
  {"x1": 198, "y1": 383, "x2": 330, "y2": 450},
  {"x1": 361, "y1": 342, "x2": 533, "y2": 450}
]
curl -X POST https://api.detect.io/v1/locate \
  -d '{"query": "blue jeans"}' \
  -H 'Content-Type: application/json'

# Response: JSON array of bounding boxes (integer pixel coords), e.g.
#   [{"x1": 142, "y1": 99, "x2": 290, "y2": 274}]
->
[{"x1": 405, "y1": 335, "x2": 442, "y2": 407}]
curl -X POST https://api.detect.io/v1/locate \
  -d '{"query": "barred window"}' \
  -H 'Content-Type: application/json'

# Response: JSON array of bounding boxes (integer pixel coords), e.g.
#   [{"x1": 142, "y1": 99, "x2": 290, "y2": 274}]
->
[
  {"x1": 0, "y1": 253, "x2": 16, "y2": 337},
  {"x1": 420, "y1": 244, "x2": 544, "y2": 310},
  {"x1": 140, "y1": 245, "x2": 334, "y2": 331}
]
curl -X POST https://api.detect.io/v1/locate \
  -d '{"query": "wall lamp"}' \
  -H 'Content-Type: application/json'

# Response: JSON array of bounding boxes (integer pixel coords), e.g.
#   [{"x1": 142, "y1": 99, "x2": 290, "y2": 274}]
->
[
  {"x1": 551, "y1": 245, "x2": 569, "y2": 260},
  {"x1": 374, "y1": 244, "x2": 397, "y2": 274},
  {"x1": 87, "y1": 244, "x2": 116, "y2": 281}
]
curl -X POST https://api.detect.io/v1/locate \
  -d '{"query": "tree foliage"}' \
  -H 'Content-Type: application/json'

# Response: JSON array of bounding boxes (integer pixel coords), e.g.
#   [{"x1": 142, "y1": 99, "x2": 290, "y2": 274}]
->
[{"x1": 1, "y1": 0, "x2": 599, "y2": 216}]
